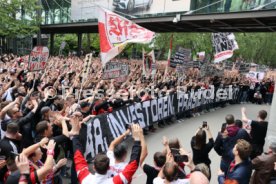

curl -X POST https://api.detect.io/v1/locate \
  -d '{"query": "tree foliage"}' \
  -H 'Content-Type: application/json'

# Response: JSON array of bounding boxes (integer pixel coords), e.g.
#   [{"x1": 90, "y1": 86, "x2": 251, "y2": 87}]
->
[
  {"x1": 154, "y1": 32, "x2": 276, "y2": 66},
  {"x1": 52, "y1": 32, "x2": 276, "y2": 66},
  {"x1": 234, "y1": 33, "x2": 276, "y2": 66},
  {"x1": 0, "y1": 0, "x2": 40, "y2": 37}
]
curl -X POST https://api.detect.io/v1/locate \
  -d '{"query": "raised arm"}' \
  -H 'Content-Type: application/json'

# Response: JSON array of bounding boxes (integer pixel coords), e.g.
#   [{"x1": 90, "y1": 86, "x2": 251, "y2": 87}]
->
[
  {"x1": 155, "y1": 148, "x2": 175, "y2": 181},
  {"x1": 241, "y1": 107, "x2": 250, "y2": 124},
  {"x1": 69, "y1": 116, "x2": 94, "y2": 184},
  {"x1": 35, "y1": 140, "x2": 56, "y2": 182},
  {"x1": 108, "y1": 128, "x2": 130, "y2": 151},
  {"x1": 139, "y1": 130, "x2": 148, "y2": 166},
  {"x1": 52, "y1": 113, "x2": 70, "y2": 138},
  {"x1": 0, "y1": 99, "x2": 17, "y2": 120},
  {"x1": 53, "y1": 158, "x2": 67, "y2": 173},
  {"x1": 22, "y1": 137, "x2": 49, "y2": 157},
  {"x1": 21, "y1": 86, "x2": 35, "y2": 111},
  {"x1": 17, "y1": 99, "x2": 38, "y2": 128},
  {"x1": 81, "y1": 114, "x2": 95, "y2": 124},
  {"x1": 113, "y1": 124, "x2": 142, "y2": 183},
  {"x1": 203, "y1": 126, "x2": 214, "y2": 152}
]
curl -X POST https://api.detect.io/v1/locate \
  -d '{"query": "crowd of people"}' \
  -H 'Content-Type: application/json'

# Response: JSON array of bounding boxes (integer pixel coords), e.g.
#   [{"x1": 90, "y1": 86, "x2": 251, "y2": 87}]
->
[{"x1": 0, "y1": 54, "x2": 275, "y2": 184}]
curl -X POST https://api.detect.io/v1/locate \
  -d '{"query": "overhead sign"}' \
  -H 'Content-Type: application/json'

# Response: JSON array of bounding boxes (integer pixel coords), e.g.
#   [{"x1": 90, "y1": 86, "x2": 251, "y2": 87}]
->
[
  {"x1": 28, "y1": 46, "x2": 49, "y2": 71},
  {"x1": 71, "y1": 0, "x2": 191, "y2": 21}
]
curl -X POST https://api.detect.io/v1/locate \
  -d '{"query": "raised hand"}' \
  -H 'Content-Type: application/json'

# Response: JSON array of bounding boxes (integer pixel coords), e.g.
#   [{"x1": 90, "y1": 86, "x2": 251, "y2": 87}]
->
[
  {"x1": 15, "y1": 154, "x2": 30, "y2": 174},
  {"x1": 166, "y1": 150, "x2": 174, "y2": 163},
  {"x1": 69, "y1": 115, "x2": 81, "y2": 136},
  {"x1": 131, "y1": 124, "x2": 143, "y2": 141},
  {"x1": 56, "y1": 158, "x2": 67, "y2": 168},
  {"x1": 47, "y1": 140, "x2": 56, "y2": 151},
  {"x1": 31, "y1": 99, "x2": 38, "y2": 107},
  {"x1": 39, "y1": 137, "x2": 49, "y2": 148},
  {"x1": 241, "y1": 107, "x2": 246, "y2": 114},
  {"x1": 183, "y1": 152, "x2": 194, "y2": 170},
  {"x1": 162, "y1": 136, "x2": 169, "y2": 146}
]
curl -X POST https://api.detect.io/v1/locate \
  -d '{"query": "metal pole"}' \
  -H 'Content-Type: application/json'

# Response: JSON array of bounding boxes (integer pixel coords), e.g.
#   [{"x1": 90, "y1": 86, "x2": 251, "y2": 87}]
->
[
  {"x1": 50, "y1": 33, "x2": 54, "y2": 56},
  {"x1": 264, "y1": 81, "x2": 276, "y2": 150},
  {"x1": 77, "y1": 33, "x2": 82, "y2": 57},
  {"x1": 37, "y1": 0, "x2": 42, "y2": 46}
]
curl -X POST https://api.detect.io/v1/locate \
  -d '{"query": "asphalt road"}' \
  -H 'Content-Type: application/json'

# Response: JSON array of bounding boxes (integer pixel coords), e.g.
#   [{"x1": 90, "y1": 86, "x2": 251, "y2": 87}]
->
[{"x1": 130, "y1": 103, "x2": 271, "y2": 184}]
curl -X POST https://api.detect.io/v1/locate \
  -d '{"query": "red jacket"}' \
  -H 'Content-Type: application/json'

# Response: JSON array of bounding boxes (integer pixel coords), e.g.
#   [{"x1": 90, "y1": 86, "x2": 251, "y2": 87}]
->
[
  {"x1": 72, "y1": 136, "x2": 141, "y2": 184},
  {"x1": 268, "y1": 85, "x2": 274, "y2": 93}
]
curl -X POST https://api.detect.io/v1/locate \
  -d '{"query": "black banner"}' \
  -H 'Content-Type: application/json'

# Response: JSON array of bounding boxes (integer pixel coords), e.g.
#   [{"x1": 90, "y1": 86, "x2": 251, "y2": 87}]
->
[
  {"x1": 80, "y1": 86, "x2": 240, "y2": 159},
  {"x1": 224, "y1": 61, "x2": 233, "y2": 70},
  {"x1": 212, "y1": 33, "x2": 238, "y2": 63},
  {"x1": 239, "y1": 63, "x2": 250, "y2": 73},
  {"x1": 170, "y1": 46, "x2": 191, "y2": 68},
  {"x1": 200, "y1": 64, "x2": 223, "y2": 77}
]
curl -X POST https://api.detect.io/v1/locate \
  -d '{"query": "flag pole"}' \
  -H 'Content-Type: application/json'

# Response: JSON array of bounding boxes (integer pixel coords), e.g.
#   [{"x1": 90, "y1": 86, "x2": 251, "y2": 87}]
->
[{"x1": 164, "y1": 34, "x2": 173, "y2": 81}]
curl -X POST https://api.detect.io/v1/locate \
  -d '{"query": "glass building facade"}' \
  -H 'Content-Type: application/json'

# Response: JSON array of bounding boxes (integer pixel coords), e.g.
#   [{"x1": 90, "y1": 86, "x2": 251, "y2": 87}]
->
[
  {"x1": 41, "y1": 0, "x2": 276, "y2": 25},
  {"x1": 41, "y1": 0, "x2": 71, "y2": 24}
]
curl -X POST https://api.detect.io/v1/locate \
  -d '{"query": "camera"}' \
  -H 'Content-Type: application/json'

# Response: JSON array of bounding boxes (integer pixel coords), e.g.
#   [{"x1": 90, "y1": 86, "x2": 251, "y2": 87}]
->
[
  {"x1": 171, "y1": 148, "x2": 188, "y2": 162},
  {"x1": 125, "y1": 124, "x2": 132, "y2": 131}
]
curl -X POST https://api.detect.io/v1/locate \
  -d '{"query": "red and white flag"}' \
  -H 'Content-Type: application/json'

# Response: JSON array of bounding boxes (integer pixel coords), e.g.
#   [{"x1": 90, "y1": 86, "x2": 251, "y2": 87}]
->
[
  {"x1": 143, "y1": 49, "x2": 156, "y2": 77},
  {"x1": 98, "y1": 7, "x2": 155, "y2": 65}
]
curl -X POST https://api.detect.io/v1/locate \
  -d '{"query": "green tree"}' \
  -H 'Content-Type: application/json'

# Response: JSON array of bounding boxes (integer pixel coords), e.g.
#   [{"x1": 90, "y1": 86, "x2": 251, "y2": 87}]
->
[
  {"x1": 0, "y1": 0, "x2": 40, "y2": 37},
  {"x1": 51, "y1": 32, "x2": 276, "y2": 67},
  {"x1": 152, "y1": 32, "x2": 276, "y2": 66}
]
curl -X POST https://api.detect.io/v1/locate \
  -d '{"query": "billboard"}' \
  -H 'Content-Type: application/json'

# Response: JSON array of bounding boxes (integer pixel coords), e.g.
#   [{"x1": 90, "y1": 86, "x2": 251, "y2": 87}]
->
[{"x1": 71, "y1": 0, "x2": 191, "y2": 21}]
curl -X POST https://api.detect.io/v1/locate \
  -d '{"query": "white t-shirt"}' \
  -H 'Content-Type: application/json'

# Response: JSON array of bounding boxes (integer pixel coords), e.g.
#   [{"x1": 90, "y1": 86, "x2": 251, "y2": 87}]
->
[
  {"x1": 0, "y1": 115, "x2": 10, "y2": 139},
  {"x1": 153, "y1": 177, "x2": 190, "y2": 184},
  {"x1": 2, "y1": 87, "x2": 13, "y2": 101},
  {"x1": 106, "y1": 150, "x2": 127, "y2": 177}
]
